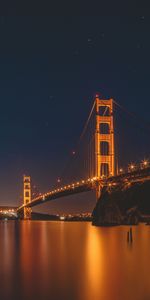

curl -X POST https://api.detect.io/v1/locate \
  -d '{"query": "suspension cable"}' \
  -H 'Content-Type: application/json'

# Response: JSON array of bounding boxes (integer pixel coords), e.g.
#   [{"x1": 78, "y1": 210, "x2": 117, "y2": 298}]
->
[
  {"x1": 79, "y1": 100, "x2": 96, "y2": 142},
  {"x1": 57, "y1": 98, "x2": 96, "y2": 183},
  {"x1": 114, "y1": 99, "x2": 150, "y2": 133}
]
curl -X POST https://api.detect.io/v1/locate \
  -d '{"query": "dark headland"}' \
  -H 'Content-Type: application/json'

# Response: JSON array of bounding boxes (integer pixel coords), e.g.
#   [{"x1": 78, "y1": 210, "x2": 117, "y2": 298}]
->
[{"x1": 92, "y1": 180, "x2": 150, "y2": 226}]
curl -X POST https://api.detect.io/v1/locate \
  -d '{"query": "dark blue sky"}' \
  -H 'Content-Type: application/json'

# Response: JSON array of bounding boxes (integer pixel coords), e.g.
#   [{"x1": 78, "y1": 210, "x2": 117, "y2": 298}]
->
[{"x1": 0, "y1": 16, "x2": 150, "y2": 213}]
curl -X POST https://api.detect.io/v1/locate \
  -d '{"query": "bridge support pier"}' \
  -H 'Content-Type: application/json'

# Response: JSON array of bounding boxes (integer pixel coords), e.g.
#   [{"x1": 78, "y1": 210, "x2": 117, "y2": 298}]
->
[{"x1": 23, "y1": 175, "x2": 32, "y2": 220}]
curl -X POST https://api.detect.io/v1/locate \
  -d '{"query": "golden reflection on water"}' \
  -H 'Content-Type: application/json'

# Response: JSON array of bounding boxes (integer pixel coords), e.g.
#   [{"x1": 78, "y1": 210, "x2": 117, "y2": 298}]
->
[
  {"x1": 84, "y1": 226, "x2": 103, "y2": 300},
  {"x1": 0, "y1": 221, "x2": 150, "y2": 300}
]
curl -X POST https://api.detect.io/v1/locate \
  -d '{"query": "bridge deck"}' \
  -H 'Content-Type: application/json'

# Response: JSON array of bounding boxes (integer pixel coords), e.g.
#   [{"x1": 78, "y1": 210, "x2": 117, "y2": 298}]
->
[
  {"x1": 18, "y1": 167, "x2": 150, "y2": 212},
  {"x1": 17, "y1": 179, "x2": 97, "y2": 212}
]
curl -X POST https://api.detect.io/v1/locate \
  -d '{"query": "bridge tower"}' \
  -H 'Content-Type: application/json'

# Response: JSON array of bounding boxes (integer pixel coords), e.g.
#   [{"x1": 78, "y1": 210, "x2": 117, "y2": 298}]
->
[
  {"x1": 23, "y1": 175, "x2": 32, "y2": 219},
  {"x1": 95, "y1": 95, "x2": 115, "y2": 199}
]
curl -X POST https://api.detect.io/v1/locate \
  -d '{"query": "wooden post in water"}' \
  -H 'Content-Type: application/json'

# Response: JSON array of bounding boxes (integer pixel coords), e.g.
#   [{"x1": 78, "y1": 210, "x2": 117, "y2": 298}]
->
[
  {"x1": 127, "y1": 227, "x2": 133, "y2": 243},
  {"x1": 130, "y1": 227, "x2": 133, "y2": 243},
  {"x1": 127, "y1": 231, "x2": 130, "y2": 243}
]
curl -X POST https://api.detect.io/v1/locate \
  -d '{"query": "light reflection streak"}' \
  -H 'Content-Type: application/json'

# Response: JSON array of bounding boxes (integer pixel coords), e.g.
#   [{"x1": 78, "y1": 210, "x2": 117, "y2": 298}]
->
[{"x1": 83, "y1": 227, "x2": 104, "y2": 300}]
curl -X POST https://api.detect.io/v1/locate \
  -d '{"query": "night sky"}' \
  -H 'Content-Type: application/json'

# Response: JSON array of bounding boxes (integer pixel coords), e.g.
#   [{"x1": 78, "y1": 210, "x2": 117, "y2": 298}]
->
[{"x1": 0, "y1": 15, "x2": 150, "y2": 213}]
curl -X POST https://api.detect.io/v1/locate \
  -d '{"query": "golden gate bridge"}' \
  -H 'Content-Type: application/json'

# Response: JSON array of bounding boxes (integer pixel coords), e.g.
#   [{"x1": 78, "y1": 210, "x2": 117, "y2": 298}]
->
[{"x1": 17, "y1": 95, "x2": 150, "y2": 219}]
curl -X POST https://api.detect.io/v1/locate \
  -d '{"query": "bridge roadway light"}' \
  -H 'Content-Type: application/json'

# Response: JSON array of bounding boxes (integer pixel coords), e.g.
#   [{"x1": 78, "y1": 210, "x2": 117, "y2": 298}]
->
[{"x1": 91, "y1": 178, "x2": 94, "y2": 182}]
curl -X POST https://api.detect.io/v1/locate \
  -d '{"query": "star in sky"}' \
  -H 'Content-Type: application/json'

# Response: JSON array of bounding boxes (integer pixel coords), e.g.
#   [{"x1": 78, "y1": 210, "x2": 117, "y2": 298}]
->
[
  {"x1": 73, "y1": 50, "x2": 79, "y2": 56},
  {"x1": 49, "y1": 96, "x2": 54, "y2": 100},
  {"x1": 141, "y1": 16, "x2": 145, "y2": 20},
  {"x1": 137, "y1": 43, "x2": 141, "y2": 49},
  {"x1": 100, "y1": 33, "x2": 105, "y2": 38}
]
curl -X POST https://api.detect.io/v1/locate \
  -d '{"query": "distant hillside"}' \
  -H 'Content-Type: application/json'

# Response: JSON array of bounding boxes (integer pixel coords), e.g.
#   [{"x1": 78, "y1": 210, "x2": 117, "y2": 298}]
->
[{"x1": 31, "y1": 212, "x2": 60, "y2": 220}]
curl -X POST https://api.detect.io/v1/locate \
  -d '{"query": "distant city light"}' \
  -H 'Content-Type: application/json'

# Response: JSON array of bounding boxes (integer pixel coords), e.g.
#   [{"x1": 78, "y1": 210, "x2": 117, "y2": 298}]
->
[
  {"x1": 129, "y1": 164, "x2": 135, "y2": 170},
  {"x1": 60, "y1": 216, "x2": 65, "y2": 220},
  {"x1": 142, "y1": 159, "x2": 149, "y2": 167}
]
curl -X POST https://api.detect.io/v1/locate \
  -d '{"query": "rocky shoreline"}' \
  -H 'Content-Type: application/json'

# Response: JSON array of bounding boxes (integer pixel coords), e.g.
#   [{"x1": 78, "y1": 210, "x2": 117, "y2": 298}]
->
[{"x1": 92, "y1": 180, "x2": 150, "y2": 226}]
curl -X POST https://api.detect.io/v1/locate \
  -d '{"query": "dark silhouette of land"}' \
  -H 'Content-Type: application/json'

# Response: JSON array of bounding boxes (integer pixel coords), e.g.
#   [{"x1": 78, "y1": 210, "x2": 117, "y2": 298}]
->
[{"x1": 92, "y1": 180, "x2": 150, "y2": 226}]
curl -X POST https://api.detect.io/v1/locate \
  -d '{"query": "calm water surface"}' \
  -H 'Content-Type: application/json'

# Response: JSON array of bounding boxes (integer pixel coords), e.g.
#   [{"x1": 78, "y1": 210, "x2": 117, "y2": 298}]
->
[{"x1": 0, "y1": 221, "x2": 150, "y2": 300}]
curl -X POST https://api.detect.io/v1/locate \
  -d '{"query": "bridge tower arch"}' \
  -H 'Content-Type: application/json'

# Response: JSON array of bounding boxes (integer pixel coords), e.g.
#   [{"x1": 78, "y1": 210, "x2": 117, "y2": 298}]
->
[
  {"x1": 95, "y1": 96, "x2": 115, "y2": 199},
  {"x1": 23, "y1": 175, "x2": 32, "y2": 219}
]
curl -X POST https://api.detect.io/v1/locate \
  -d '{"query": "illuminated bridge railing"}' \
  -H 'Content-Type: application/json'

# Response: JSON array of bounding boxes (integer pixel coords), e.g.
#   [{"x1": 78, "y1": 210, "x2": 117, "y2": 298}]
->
[
  {"x1": 17, "y1": 166, "x2": 150, "y2": 212},
  {"x1": 106, "y1": 166, "x2": 150, "y2": 184},
  {"x1": 17, "y1": 177, "x2": 101, "y2": 212}
]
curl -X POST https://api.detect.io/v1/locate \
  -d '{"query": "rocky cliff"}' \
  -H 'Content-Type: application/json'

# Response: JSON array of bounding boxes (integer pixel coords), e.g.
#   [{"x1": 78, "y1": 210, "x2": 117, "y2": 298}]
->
[{"x1": 92, "y1": 180, "x2": 150, "y2": 226}]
